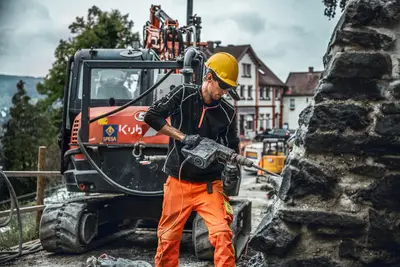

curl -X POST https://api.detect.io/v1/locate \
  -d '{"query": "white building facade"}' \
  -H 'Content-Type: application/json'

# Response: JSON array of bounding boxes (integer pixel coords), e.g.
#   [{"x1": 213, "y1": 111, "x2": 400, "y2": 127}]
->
[
  {"x1": 282, "y1": 95, "x2": 312, "y2": 130},
  {"x1": 282, "y1": 67, "x2": 322, "y2": 130}
]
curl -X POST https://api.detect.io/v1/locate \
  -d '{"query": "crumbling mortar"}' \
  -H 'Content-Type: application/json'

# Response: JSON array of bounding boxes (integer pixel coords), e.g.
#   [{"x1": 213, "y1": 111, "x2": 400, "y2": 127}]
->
[{"x1": 366, "y1": 101, "x2": 384, "y2": 135}]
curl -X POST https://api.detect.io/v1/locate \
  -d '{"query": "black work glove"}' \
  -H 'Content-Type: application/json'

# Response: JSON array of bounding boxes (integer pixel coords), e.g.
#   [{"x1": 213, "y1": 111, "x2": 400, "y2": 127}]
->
[
  {"x1": 223, "y1": 163, "x2": 239, "y2": 190},
  {"x1": 182, "y1": 134, "x2": 202, "y2": 147}
]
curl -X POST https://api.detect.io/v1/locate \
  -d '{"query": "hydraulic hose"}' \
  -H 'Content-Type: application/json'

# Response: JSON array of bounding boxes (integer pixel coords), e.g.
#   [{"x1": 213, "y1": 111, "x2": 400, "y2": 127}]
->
[
  {"x1": 77, "y1": 69, "x2": 175, "y2": 196},
  {"x1": 0, "y1": 171, "x2": 42, "y2": 264}
]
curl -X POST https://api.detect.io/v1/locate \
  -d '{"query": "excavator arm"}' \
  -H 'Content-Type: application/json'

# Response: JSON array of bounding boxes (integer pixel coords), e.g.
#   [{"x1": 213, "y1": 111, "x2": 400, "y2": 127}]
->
[{"x1": 143, "y1": 2, "x2": 207, "y2": 61}]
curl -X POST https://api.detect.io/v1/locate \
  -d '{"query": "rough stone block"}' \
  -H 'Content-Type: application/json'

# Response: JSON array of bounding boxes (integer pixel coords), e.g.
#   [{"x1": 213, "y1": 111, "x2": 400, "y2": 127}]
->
[
  {"x1": 298, "y1": 106, "x2": 313, "y2": 128},
  {"x1": 314, "y1": 79, "x2": 385, "y2": 103},
  {"x1": 339, "y1": 239, "x2": 360, "y2": 260},
  {"x1": 249, "y1": 209, "x2": 300, "y2": 256},
  {"x1": 303, "y1": 132, "x2": 400, "y2": 156},
  {"x1": 359, "y1": 249, "x2": 400, "y2": 266},
  {"x1": 366, "y1": 209, "x2": 400, "y2": 252},
  {"x1": 334, "y1": 28, "x2": 395, "y2": 50},
  {"x1": 246, "y1": 253, "x2": 268, "y2": 267},
  {"x1": 325, "y1": 52, "x2": 392, "y2": 79},
  {"x1": 309, "y1": 224, "x2": 365, "y2": 238},
  {"x1": 349, "y1": 164, "x2": 387, "y2": 178},
  {"x1": 381, "y1": 103, "x2": 400, "y2": 114},
  {"x1": 346, "y1": 0, "x2": 400, "y2": 26},
  {"x1": 279, "y1": 209, "x2": 366, "y2": 228},
  {"x1": 375, "y1": 115, "x2": 400, "y2": 135},
  {"x1": 389, "y1": 80, "x2": 400, "y2": 99},
  {"x1": 264, "y1": 256, "x2": 343, "y2": 267},
  {"x1": 278, "y1": 158, "x2": 336, "y2": 200},
  {"x1": 356, "y1": 174, "x2": 400, "y2": 211},
  {"x1": 375, "y1": 155, "x2": 400, "y2": 170},
  {"x1": 304, "y1": 103, "x2": 372, "y2": 133}
]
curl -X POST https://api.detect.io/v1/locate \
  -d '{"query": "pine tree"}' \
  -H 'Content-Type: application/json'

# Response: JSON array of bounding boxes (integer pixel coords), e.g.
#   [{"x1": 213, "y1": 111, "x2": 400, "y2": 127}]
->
[{"x1": 0, "y1": 80, "x2": 48, "y2": 199}]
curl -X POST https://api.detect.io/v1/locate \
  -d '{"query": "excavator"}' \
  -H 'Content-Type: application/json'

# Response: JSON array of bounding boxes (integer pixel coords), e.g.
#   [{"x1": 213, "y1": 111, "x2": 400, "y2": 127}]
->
[{"x1": 39, "y1": 1, "x2": 252, "y2": 262}]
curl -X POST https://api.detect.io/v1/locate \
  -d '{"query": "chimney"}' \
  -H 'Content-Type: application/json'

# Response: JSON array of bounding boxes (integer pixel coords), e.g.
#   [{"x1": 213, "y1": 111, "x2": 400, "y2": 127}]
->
[
  {"x1": 308, "y1": 66, "x2": 314, "y2": 73},
  {"x1": 215, "y1": 40, "x2": 221, "y2": 47}
]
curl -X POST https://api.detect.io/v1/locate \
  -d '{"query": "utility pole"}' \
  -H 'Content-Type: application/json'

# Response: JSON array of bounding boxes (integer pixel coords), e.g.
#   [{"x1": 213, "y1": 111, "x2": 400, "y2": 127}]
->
[{"x1": 186, "y1": 0, "x2": 193, "y2": 44}]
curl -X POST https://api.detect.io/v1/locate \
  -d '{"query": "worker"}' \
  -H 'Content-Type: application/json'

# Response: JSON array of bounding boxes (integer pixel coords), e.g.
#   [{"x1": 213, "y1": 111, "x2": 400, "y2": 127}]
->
[{"x1": 144, "y1": 52, "x2": 241, "y2": 267}]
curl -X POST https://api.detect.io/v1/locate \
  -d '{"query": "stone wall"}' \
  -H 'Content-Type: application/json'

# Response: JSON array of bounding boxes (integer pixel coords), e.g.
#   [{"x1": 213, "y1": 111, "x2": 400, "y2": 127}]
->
[{"x1": 248, "y1": 0, "x2": 400, "y2": 266}]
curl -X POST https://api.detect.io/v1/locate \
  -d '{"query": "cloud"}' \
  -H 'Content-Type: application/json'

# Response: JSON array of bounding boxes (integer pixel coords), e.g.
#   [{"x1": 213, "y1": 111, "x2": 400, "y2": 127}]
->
[
  {"x1": 229, "y1": 11, "x2": 267, "y2": 34},
  {"x1": 0, "y1": 0, "x2": 342, "y2": 80},
  {"x1": 0, "y1": 0, "x2": 71, "y2": 76}
]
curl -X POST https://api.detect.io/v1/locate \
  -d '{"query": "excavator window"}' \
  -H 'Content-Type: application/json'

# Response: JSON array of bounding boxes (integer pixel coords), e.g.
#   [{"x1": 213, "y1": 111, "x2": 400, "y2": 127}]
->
[{"x1": 77, "y1": 67, "x2": 142, "y2": 100}]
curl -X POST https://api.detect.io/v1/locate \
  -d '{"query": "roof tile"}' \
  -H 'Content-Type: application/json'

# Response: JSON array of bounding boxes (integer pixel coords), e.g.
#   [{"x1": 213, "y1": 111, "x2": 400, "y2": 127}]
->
[{"x1": 284, "y1": 70, "x2": 322, "y2": 96}]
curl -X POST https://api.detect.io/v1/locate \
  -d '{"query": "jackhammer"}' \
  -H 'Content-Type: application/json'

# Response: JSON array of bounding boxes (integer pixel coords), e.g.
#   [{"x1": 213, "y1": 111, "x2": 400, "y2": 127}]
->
[{"x1": 181, "y1": 137, "x2": 280, "y2": 177}]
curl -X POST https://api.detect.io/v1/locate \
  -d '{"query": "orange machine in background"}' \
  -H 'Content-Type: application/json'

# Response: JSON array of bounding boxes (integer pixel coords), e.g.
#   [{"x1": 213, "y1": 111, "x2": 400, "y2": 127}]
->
[{"x1": 257, "y1": 138, "x2": 288, "y2": 176}]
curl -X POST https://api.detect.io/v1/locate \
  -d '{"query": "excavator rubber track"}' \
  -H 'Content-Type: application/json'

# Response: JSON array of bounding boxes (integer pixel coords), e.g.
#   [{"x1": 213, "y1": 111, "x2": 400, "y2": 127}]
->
[
  {"x1": 192, "y1": 198, "x2": 252, "y2": 261},
  {"x1": 39, "y1": 195, "x2": 138, "y2": 254}
]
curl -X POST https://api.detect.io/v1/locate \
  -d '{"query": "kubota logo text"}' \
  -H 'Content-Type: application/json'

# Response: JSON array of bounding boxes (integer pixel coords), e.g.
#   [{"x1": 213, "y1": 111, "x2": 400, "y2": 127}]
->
[
  {"x1": 119, "y1": 124, "x2": 143, "y2": 135},
  {"x1": 134, "y1": 111, "x2": 146, "y2": 122}
]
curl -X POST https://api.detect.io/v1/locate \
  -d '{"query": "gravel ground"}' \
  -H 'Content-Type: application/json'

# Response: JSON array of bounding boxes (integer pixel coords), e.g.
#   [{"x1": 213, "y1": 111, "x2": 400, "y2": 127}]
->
[{"x1": 1, "y1": 172, "x2": 270, "y2": 267}]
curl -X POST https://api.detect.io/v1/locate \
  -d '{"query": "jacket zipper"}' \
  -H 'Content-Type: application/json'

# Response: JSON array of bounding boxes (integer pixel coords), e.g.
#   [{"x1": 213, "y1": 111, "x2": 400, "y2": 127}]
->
[{"x1": 198, "y1": 105, "x2": 218, "y2": 128}]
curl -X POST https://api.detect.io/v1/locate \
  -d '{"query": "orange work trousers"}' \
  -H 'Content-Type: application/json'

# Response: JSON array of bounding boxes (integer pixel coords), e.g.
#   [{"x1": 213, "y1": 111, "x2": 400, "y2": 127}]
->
[{"x1": 154, "y1": 176, "x2": 235, "y2": 267}]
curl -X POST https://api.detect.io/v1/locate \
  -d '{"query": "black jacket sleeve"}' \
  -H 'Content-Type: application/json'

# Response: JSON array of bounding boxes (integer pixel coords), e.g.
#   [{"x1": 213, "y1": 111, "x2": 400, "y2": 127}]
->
[
  {"x1": 226, "y1": 111, "x2": 240, "y2": 154},
  {"x1": 144, "y1": 85, "x2": 184, "y2": 131}
]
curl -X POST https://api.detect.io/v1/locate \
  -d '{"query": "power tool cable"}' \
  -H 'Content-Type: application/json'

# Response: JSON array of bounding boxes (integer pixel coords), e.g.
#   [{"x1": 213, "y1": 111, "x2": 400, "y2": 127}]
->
[{"x1": 0, "y1": 170, "x2": 42, "y2": 265}]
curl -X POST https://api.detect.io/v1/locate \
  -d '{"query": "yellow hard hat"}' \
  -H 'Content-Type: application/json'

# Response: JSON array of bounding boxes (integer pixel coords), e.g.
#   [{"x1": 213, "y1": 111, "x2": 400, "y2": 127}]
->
[{"x1": 205, "y1": 52, "x2": 239, "y2": 87}]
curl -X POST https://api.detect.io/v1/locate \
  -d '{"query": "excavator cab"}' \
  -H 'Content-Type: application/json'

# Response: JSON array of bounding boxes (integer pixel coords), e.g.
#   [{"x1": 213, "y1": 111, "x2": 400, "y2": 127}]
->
[{"x1": 257, "y1": 138, "x2": 288, "y2": 175}]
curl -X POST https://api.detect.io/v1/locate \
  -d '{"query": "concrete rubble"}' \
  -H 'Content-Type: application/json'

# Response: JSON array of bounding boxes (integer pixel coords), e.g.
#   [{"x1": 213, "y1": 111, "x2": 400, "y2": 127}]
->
[{"x1": 248, "y1": 0, "x2": 400, "y2": 266}]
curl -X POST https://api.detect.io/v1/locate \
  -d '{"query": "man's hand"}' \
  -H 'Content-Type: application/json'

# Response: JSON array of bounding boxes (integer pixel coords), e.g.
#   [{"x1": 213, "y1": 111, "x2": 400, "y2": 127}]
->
[
  {"x1": 182, "y1": 134, "x2": 202, "y2": 147},
  {"x1": 223, "y1": 163, "x2": 239, "y2": 190}
]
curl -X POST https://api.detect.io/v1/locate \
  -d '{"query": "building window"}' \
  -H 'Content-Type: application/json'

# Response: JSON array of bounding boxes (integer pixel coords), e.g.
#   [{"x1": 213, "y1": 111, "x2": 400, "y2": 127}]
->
[
  {"x1": 259, "y1": 114, "x2": 264, "y2": 131},
  {"x1": 246, "y1": 114, "x2": 254, "y2": 130},
  {"x1": 265, "y1": 88, "x2": 270, "y2": 100},
  {"x1": 259, "y1": 87, "x2": 264, "y2": 99},
  {"x1": 266, "y1": 113, "x2": 270, "y2": 129},
  {"x1": 240, "y1": 85, "x2": 245, "y2": 99},
  {"x1": 248, "y1": 85, "x2": 253, "y2": 99},
  {"x1": 242, "y1": 63, "x2": 251, "y2": 77},
  {"x1": 239, "y1": 115, "x2": 245, "y2": 135},
  {"x1": 290, "y1": 99, "x2": 295, "y2": 110}
]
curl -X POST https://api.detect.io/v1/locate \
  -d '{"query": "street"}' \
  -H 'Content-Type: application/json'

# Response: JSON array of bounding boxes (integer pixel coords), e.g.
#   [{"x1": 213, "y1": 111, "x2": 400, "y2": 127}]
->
[{"x1": 1, "y1": 169, "x2": 270, "y2": 267}]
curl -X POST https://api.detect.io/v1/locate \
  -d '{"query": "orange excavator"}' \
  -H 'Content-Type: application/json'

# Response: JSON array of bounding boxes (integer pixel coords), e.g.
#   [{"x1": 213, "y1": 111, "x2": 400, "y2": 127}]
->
[{"x1": 39, "y1": 1, "x2": 252, "y2": 262}]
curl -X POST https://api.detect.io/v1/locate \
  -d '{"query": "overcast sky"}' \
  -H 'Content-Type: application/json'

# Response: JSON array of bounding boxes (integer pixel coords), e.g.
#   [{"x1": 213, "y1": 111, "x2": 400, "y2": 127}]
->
[{"x1": 0, "y1": 0, "x2": 341, "y2": 82}]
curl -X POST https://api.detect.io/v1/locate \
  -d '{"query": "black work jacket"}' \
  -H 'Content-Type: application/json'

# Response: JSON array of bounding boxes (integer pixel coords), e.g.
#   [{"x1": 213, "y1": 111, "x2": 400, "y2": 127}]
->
[{"x1": 144, "y1": 84, "x2": 240, "y2": 183}]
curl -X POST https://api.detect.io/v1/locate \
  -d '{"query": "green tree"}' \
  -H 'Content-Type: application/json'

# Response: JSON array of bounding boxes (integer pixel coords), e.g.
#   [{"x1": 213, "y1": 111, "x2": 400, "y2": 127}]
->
[
  {"x1": 0, "y1": 81, "x2": 49, "y2": 198},
  {"x1": 323, "y1": 0, "x2": 348, "y2": 19},
  {"x1": 36, "y1": 5, "x2": 140, "y2": 128},
  {"x1": 2, "y1": 81, "x2": 37, "y2": 170}
]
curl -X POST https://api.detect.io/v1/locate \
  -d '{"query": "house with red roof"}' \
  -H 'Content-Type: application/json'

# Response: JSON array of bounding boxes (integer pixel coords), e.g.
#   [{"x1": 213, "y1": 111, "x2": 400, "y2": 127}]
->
[{"x1": 282, "y1": 67, "x2": 322, "y2": 130}]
